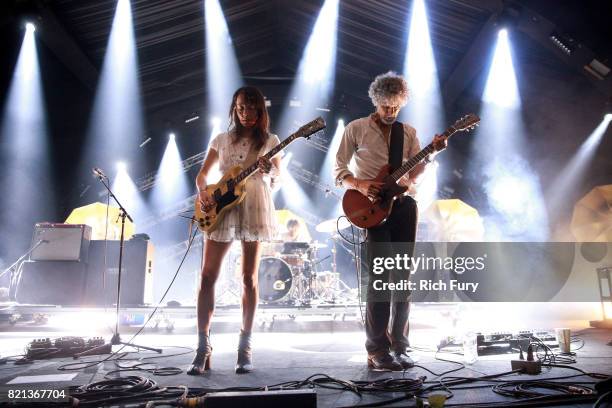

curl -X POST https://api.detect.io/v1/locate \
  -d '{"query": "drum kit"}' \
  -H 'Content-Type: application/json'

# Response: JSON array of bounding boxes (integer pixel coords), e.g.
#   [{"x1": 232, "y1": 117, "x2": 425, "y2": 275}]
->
[{"x1": 216, "y1": 216, "x2": 357, "y2": 307}]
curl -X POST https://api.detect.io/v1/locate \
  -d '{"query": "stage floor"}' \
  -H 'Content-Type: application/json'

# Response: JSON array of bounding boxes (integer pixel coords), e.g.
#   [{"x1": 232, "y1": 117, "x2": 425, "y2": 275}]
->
[{"x1": 0, "y1": 318, "x2": 611, "y2": 407}]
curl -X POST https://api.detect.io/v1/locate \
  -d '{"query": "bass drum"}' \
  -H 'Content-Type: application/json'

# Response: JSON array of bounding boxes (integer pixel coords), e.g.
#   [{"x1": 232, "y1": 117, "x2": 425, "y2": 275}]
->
[{"x1": 258, "y1": 257, "x2": 293, "y2": 303}]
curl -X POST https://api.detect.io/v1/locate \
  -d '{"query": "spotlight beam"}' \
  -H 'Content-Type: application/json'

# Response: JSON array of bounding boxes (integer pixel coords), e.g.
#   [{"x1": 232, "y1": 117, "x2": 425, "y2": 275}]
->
[
  {"x1": 0, "y1": 21, "x2": 54, "y2": 261},
  {"x1": 82, "y1": 0, "x2": 144, "y2": 176},
  {"x1": 476, "y1": 29, "x2": 548, "y2": 240},
  {"x1": 205, "y1": 0, "x2": 243, "y2": 127},
  {"x1": 483, "y1": 29, "x2": 520, "y2": 109},
  {"x1": 401, "y1": 0, "x2": 442, "y2": 203},
  {"x1": 151, "y1": 134, "x2": 191, "y2": 211},
  {"x1": 546, "y1": 115, "x2": 612, "y2": 219},
  {"x1": 277, "y1": 0, "x2": 338, "y2": 141}
]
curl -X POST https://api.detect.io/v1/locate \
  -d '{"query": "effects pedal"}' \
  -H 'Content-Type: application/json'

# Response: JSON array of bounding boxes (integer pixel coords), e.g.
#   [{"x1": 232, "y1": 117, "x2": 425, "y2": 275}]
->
[{"x1": 25, "y1": 336, "x2": 109, "y2": 360}]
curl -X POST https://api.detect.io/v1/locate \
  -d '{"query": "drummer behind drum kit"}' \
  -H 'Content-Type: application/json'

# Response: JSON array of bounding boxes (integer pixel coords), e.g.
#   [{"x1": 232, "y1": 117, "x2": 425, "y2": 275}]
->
[{"x1": 215, "y1": 217, "x2": 356, "y2": 307}]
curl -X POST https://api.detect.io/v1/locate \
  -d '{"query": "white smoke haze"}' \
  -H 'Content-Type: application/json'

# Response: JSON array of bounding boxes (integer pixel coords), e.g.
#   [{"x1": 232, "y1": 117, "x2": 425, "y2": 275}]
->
[{"x1": 483, "y1": 155, "x2": 549, "y2": 241}]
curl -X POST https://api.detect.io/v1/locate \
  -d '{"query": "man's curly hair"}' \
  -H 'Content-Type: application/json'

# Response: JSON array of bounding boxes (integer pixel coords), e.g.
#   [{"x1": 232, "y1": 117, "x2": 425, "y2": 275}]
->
[{"x1": 368, "y1": 71, "x2": 409, "y2": 107}]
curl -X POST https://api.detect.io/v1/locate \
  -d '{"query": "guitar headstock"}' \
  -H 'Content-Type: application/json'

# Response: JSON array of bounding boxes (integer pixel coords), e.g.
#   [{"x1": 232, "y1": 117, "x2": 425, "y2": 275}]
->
[
  {"x1": 295, "y1": 116, "x2": 326, "y2": 139},
  {"x1": 451, "y1": 113, "x2": 480, "y2": 133}
]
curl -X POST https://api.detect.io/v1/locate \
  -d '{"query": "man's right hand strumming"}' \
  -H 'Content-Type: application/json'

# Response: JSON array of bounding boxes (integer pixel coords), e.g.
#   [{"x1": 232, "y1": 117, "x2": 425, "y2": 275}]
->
[
  {"x1": 198, "y1": 188, "x2": 215, "y2": 211},
  {"x1": 355, "y1": 179, "x2": 384, "y2": 201}
]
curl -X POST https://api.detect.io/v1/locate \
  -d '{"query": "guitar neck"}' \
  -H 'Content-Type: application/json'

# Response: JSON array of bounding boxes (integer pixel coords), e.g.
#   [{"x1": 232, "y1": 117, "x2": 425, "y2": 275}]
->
[
  {"x1": 390, "y1": 126, "x2": 456, "y2": 181},
  {"x1": 233, "y1": 134, "x2": 297, "y2": 184}
]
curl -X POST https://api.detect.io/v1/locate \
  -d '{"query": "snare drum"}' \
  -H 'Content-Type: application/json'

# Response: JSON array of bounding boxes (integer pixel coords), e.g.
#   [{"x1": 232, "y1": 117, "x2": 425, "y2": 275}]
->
[
  {"x1": 258, "y1": 257, "x2": 292, "y2": 303},
  {"x1": 280, "y1": 253, "x2": 307, "y2": 268}
]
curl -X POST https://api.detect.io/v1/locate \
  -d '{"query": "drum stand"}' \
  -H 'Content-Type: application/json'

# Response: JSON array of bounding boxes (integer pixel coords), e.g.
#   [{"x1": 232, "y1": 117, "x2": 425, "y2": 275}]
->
[
  {"x1": 313, "y1": 235, "x2": 357, "y2": 304},
  {"x1": 287, "y1": 252, "x2": 313, "y2": 306}
]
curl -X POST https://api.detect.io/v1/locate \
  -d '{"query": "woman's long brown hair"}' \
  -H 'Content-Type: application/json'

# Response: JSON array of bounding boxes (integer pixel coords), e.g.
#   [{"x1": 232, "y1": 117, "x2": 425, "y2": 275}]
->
[{"x1": 228, "y1": 86, "x2": 270, "y2": 151}]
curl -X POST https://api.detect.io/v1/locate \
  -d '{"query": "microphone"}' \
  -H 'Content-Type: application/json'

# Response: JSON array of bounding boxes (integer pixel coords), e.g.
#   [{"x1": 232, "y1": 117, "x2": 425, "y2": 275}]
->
[{"x1": 92, "y1": 167, "x2": 107, "y2": 179}]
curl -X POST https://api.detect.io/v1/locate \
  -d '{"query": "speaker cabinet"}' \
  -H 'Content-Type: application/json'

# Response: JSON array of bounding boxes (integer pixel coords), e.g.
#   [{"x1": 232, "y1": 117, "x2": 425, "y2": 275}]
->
[
  {"x1": 85, "y1": 239, "x2": 154, "y2": 306},
  {"x1": 30, "y1": 223, "x2": 92, "y2": 262},
  {"x1": 16, "y1": 261, "x2": 88, "y2": 305}
]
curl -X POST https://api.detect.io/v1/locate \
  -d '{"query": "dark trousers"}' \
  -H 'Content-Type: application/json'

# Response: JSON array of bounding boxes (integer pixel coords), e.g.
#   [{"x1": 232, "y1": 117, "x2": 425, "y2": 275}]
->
[{"x1": 364, "y1": 196, "x2": 417, "y2": 355}]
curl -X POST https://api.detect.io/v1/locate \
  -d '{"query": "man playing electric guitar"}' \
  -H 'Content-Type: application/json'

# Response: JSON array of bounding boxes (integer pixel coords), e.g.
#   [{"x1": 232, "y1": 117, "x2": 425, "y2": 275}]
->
[{"x1": 334, "y1": 71, "x2": 447, "y2": 371}]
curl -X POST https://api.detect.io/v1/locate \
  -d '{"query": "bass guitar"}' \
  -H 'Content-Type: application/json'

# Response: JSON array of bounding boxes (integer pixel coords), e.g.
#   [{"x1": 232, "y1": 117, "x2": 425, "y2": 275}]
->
[
  {"x1": 195, "y1": 117, "x2": 326, "y2": 232},
  {"x1": 342, "y1": 114, "x2": 480, "y2": 229}
]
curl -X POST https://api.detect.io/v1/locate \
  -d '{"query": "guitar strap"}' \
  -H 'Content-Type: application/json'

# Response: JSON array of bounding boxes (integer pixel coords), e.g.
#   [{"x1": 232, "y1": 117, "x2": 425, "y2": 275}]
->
[{"x1": 389, "y1": 121, "x2": 404, "y2": 171}]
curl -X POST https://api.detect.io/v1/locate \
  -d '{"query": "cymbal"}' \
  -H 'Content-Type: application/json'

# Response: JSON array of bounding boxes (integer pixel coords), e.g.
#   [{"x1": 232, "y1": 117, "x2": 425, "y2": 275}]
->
[{"x1": 316, "y1": 217, "x2": 351, "y2": 233}]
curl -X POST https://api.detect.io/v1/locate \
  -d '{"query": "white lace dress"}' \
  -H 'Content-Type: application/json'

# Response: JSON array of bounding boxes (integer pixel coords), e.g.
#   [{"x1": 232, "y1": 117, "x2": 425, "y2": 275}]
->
[{"x1": 205, "y1": 131, "x2": 281, "y2": 242}]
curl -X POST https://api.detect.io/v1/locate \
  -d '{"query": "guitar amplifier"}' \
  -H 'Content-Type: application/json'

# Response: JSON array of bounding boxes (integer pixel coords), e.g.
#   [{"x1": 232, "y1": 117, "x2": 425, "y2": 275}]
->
[{"x1": 30, "y1": 223, "x2": 92, "y2": 262}]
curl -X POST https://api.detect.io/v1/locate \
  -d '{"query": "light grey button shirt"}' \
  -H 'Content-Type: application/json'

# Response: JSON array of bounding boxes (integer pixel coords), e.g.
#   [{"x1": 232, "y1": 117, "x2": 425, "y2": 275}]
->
[{"x1": 333, "y1": 115, "x2": 421, "y2": 194}]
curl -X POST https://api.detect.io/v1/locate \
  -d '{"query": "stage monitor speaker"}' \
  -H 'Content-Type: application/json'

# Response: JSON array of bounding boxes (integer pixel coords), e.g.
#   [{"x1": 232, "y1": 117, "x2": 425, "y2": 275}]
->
[
  {"x1": 30, "y1": 223, "x2": 92, "y2": 262},
  {"x1": 84, "y1": 239, "x2": 154, "y2": 306},
  {"x1": 202, "y1": 390, "x2": 316, "y2": 408},
  {"x1": 16, "y1": 261, "x2": 87, "y2": 306}
]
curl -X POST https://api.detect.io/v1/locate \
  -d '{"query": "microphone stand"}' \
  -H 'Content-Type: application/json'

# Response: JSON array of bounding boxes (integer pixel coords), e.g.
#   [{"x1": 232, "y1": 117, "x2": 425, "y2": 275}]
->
[{"x1": 76, "y1": 170, "x2": 161, "y2": 357}]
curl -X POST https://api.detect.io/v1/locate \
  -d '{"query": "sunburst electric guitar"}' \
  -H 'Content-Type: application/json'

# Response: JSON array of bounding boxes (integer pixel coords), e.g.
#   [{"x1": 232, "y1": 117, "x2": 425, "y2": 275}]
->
[
  {"x1": 195, "y1": 117, "x2": 326, "y2": 232},
  {"x1": 342, "y1": 114, "x2": 480, "y2": 229}
]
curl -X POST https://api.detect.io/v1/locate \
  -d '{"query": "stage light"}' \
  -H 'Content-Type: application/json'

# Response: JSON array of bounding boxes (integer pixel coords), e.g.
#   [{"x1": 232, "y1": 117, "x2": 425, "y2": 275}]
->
[
  {"x1": 605, "y1": 113, "x2": 612, "y2": 121},
  {"x1": 185, "y1": 114, "x2": 200, "y2": 123},
  {"x1": 277, "y1": 0, "x2": 338, "y2": 138},
  {"x1": 549, "y1": 32, "x2": 573, "y2": 55},
  {"x1": 25, "y1": 22, "x2": 36, "y2": 33},
  {"x1": 205, "y1": 0, "x2": 242, "y2": 127},
  {"x1": 0, "y1": 18, "x2": 53, "y2": 261},
  {"x1": 139, "y1": 137, "x2": 151, "y2": 148},
  {"x1": 82, "y1": 0, "x2": 144, "y2": 179},
  {"x1": 483, "y1": 29, "x2": 521, "y2": 109},
  {"x1": 169, "y1": 132, "x2": 176, "y2": 141}
]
